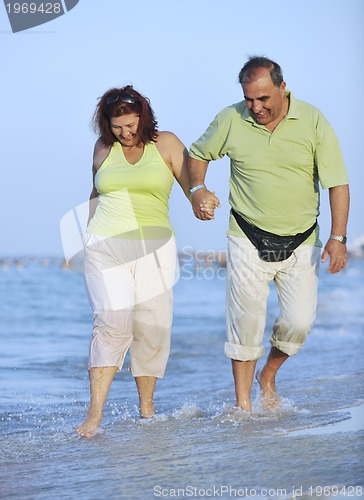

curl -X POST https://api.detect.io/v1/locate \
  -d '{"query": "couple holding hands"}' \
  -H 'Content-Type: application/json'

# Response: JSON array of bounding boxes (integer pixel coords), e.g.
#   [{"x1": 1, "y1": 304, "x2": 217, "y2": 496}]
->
[{"x1": 76, "y1": 56, "x2": 349, "y2": 438}]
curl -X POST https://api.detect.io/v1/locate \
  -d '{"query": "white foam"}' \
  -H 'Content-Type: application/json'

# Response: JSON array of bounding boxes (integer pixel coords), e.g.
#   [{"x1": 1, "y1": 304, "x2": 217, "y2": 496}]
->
[
  {"x1": 289, "y1": 404, "x2": 364, "y2": 436},
  {"x1": 172, "y1": 402, "x2": 206, "y2": 419}
]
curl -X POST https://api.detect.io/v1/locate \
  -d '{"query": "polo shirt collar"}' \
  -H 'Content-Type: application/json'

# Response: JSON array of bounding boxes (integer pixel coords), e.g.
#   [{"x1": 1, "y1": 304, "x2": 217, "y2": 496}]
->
[{"x1": 285, "y1": 91, "x2": 299, "y2": 119}]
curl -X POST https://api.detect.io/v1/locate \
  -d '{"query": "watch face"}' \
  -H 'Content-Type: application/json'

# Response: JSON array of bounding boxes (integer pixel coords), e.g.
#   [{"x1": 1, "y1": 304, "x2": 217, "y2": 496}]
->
[{"x1": 341, "y1": 236, "x2": 347, "y2": 244}]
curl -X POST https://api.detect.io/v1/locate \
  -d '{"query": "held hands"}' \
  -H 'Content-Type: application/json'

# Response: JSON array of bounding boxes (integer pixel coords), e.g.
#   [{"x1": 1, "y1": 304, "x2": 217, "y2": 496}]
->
[
  {"x1": 191, "y1": 188, "x2": 221, "y2": 221},
  {"x1": 321, "y1": 239, "x2": 348, "y2": 274}
]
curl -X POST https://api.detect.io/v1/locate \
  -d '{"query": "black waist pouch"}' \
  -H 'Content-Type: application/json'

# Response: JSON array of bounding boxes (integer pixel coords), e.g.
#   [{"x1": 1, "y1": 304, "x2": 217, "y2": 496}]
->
[{"x1": 231, "y1": 209, "x2": 317, "y2": 262}]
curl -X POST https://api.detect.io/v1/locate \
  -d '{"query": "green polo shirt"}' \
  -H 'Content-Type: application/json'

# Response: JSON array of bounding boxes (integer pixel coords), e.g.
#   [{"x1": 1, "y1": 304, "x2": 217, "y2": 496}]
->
[{"x1": 189, "y1": 91, "x2": 348, "y2": 246}]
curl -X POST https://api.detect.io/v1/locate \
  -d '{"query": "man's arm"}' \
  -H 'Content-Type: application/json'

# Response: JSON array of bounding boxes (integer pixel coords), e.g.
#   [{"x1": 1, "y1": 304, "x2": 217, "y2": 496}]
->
[
  {"x1": 321, "y1": 184, "x2": 350, "y2": 274},
  {"x1": 187, "y1": 156, "x2": 220, "y2": 220}
]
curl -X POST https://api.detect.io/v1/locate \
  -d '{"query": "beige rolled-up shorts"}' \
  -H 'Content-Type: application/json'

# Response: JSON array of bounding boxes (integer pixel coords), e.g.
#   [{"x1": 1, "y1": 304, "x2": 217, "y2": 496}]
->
[
  {"x1": 225, "y1": 235, "x2": 321, "y2": 361},
  {"x1": 83, "y1": 232, "x2": 177, "y2": 378}
]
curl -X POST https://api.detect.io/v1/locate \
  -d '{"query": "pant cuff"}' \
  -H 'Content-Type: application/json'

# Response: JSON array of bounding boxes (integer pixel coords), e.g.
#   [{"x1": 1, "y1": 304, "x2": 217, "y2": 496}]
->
[
  {"x1": 269, "y1": 339, "x2": 302, "y2": 356},
  {"x1": 224, "y1": 342, "x2": 264, "y2": 361}
]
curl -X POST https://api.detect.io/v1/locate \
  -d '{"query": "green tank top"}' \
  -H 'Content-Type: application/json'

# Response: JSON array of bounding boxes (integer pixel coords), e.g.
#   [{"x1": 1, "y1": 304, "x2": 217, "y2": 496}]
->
[{"x1": 87, "y1": 141, "x2": 174, "y2": 239}]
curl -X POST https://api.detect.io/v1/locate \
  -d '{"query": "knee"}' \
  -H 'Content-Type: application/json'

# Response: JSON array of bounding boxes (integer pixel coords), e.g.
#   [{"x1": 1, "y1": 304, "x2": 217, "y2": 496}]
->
[
  {"x1": 93, "y1": 309, "x2": 133, "y2": 338},
  {"x1": 272, "y1": 317, "x2": 313, "y2": 346}
]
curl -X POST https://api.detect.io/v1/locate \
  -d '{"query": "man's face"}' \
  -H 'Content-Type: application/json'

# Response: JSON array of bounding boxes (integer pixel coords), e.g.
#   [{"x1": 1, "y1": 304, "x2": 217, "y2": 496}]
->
[{"x1": 243, "y1": 68, "x2": 286, "y2": 127}]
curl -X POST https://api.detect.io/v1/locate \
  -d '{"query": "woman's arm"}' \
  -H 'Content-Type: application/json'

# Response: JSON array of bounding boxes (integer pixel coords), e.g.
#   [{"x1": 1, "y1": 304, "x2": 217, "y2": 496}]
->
[
  {"x1": 87, "y1": 139, "x2": 110, "y2": 224},
  {"x1": 156, "y1": 132, "x2": 219, "y2": 219}
]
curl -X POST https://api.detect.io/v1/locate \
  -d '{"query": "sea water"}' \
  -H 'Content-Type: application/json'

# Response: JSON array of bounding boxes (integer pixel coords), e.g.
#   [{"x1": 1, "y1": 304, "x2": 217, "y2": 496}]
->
[{"x1": 0, "y1": 256, "x2": 363, "y2": 499}]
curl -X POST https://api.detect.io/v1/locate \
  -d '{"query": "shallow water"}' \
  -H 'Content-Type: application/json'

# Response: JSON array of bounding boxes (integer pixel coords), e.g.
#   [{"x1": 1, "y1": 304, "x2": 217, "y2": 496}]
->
[{"x1": 0, "y1": 258, "x2": 363, "y2": 499}]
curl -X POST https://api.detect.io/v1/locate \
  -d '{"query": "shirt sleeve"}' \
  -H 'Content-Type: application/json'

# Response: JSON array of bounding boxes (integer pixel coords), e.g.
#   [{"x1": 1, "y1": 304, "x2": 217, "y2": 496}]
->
[
  {"x1": 189, "y1": 109, "x2": 231, "y2": 162},
  {"x1": 315, "y1": 111, "x2": 349, "y2": 189}
]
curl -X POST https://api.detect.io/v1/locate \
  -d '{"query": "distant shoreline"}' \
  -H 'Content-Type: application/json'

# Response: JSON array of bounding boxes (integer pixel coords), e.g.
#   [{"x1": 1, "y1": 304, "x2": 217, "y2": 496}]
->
[{"x1": 1, "y1": 247, "x2": 363, "y2": 270}]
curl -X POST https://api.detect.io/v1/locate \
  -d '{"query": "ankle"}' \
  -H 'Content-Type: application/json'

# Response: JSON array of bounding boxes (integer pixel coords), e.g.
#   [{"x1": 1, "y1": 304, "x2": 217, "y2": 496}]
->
[
  {"x1": 86, "y1": 406, "x2": 103, "y2": 421},
  {"x1": 235, "y1": 399, "x2": 252, "y2": 412},
  {"x1": 260, "y1": 366, "x2": 277, "y2": 381},
  {"x1": 139, "y1": 400, "x2": 154, "y2": 418}
]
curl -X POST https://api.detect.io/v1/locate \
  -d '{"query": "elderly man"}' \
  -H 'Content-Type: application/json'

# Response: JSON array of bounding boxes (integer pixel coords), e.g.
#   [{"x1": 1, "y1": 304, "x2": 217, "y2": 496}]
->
[{"x1": 188, "y1": 56, "x2": 349, "y2": 411}]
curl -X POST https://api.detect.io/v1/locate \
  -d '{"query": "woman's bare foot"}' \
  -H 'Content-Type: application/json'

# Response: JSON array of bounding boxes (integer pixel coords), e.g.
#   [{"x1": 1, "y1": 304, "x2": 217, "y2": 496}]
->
[
  {"x1": 139, "y1": 400, "x2": 155, "y2": 418},
  {"x1": 255, "y1": 368, "x2": 281, "y2": 410},
  {"x1": 76, "y1": 410, "x2": 103, "y2": 438}
]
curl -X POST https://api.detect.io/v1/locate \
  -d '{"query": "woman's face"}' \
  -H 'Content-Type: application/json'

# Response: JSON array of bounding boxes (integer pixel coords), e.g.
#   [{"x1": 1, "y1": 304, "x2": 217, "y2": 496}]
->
[{"x1": 110, "y1": 113, "x2": 140, "y2": 147}]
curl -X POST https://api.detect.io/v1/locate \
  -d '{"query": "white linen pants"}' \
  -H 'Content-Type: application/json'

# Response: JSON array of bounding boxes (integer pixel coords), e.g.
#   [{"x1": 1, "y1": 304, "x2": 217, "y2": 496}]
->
[
  {"x1": 83, "y1": 233, "x2": 177, "y2": 378},
  {"x1": 225, "y1": 235, "x2": 321, "y2": 361}
]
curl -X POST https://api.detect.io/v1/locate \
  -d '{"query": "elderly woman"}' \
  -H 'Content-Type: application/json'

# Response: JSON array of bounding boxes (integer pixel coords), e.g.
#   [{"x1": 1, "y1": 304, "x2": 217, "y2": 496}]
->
[{"x1": 76, "y1": 85, "x2": 216, "y2": 438}]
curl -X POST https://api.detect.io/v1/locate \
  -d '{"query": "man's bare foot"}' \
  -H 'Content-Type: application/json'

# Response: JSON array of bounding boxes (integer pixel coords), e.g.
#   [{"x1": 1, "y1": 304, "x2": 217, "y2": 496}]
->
[
  {"x1": 235, "y1": 399, "x2": 252, "y2": 412},
  {"x1": 76, "y1": 411, "x2": 102, "y2": 438},
  {"x1": 139, "y1": 401, "x2": 154, "y2": 419},
  {"x1": 255, "y1": 368, "x2": 281, "y2": 410}
]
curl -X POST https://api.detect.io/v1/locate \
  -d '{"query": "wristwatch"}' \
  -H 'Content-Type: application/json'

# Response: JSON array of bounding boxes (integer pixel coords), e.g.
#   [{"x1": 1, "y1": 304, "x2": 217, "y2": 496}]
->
[{"x1": 330, "y1": 234, "x2": 347, "y2": 244}]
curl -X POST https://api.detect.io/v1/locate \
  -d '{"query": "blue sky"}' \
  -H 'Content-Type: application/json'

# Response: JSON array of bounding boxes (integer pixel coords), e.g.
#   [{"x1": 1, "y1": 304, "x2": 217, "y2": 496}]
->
[{"x1": 1, "y1": 0, "x2": 363, "y2": 256}]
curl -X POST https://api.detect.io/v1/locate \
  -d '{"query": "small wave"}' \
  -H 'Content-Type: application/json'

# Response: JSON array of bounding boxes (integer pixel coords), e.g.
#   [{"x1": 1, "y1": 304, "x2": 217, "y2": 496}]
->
[
  {"x1": 212, "y1": 403, "x2": 252, "y2": 425},
  {"x1": 208, "y1": 399, "x2": 309, "y2": 429},
  {"x1": 137, "y1": 413, "x2": 169, "y2": 424},
  {"x1": 252, "y1": 396, "x2": 307, "y2": 417},
  {"x1": 172, "y1": 402, "x2": 207, "y2": 419}
]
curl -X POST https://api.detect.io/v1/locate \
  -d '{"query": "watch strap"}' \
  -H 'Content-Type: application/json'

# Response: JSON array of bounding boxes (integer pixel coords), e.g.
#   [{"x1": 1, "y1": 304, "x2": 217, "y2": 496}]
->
[{"x1": 330, "y1": 234, "x2": 347, "y2": 244}]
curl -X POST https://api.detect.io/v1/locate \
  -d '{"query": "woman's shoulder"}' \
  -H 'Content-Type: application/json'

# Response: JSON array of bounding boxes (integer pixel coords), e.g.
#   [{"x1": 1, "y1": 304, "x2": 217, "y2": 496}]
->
[
  {"x1": 153, "y1": 132, "x2": 187, "y2": 173},
  {"x1": 155, "y1": 131, "x2": 184, "y2": 149},
  {"x1": 93, "y1": 138, "x2": 112, "y2": 171},
  {"x1": 156, "y1": 130, "x2": 180, "y2": 140}
]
